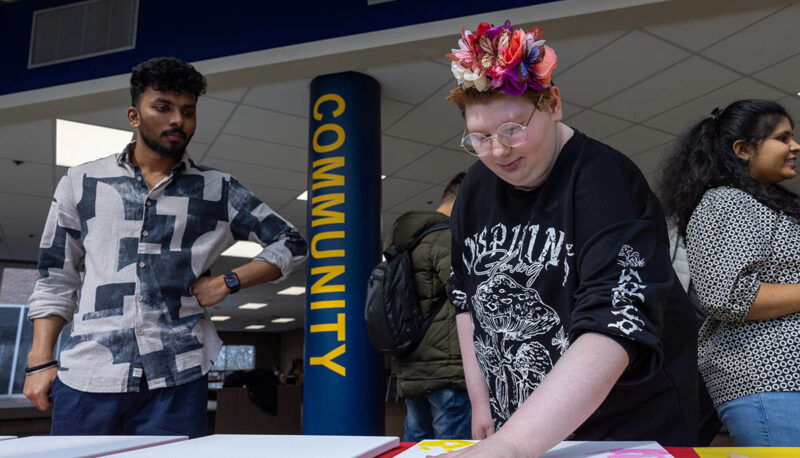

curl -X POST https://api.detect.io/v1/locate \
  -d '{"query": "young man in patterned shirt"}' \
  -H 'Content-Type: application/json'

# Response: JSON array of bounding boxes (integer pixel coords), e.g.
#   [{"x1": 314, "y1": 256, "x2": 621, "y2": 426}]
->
[{"x1": 23, "y1": 57, "x2": 307, "y2": 437}]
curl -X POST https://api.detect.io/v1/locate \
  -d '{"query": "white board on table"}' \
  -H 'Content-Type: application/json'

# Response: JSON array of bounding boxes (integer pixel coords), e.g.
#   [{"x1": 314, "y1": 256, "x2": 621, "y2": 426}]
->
[
  {"x1": 115, "y1": 434, "x2": 400, "y2": 458},
  {"x1": 397, "y1": 440, "x2": 671, "y2": 457},
  {"x1": 0, "y1": 435, "x2": 186, "y2": 458}
]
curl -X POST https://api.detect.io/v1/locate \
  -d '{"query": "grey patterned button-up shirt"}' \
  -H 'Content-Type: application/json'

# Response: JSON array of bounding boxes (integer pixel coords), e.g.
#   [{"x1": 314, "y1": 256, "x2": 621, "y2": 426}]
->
[
  {"x1": 28, "y1": 145, "x2": 307, "y2": 393},
  {"x1": 688, "y1": 186, "x2": 800, "y2": 406}
]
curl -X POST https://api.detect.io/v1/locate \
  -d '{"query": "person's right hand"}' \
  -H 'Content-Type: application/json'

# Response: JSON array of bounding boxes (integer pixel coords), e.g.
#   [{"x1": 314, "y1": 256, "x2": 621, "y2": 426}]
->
[
  {"x1": 471, "y1": 401, "x2": 495, "y2": 439},
  {"x1": 23, "y1": 367, "x2": 58, "y2": 410}
]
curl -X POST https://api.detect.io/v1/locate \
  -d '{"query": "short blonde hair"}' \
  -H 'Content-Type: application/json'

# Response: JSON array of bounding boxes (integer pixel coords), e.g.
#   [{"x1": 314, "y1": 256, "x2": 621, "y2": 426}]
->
[{"x1": 446, "y1": 85, "x2": 554, "y2": 117}]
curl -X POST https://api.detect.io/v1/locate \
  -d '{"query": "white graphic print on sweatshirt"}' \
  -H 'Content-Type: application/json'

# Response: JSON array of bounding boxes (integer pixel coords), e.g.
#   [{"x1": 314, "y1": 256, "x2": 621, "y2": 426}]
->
[{"x1": 459, "y1": 222, "x2": 573, "y2": 427}]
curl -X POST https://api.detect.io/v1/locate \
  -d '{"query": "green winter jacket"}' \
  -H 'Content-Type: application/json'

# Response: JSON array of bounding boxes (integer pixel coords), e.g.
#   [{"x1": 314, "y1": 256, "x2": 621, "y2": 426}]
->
[{"x1": 383, "y1": 210, "x2": 466, "y2": 399}]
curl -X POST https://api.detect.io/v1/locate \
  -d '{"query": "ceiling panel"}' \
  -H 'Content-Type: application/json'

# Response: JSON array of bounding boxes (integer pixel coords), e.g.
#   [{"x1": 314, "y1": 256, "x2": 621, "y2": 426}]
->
[
  {"x1": 753, "y1": 53, "x2": 800, "y2": 95},
  {"x1": 193, "y1": 97, "x2": 237, "y2": 144},
  {"x1": 643, "y1": 78, "x2": 786, "y2": 134},
  {"x1": 381, "y1": 136, "x2": 433, "y2": 175},
  {"x1": 381, "y1": 211, "x2": 403, "y2": 236},
  {"x1": 560, "y1": 101, "x2": 584, "y2": 121},
  {"x1": 701, "y1": 3, "x2": 800, "y2": 74},
  {"x1": 549, "y1": 29, "x2": 626, "y2": 74},
  {"x1": 0, "y1": 218, "x2": 44, "y2": 239},
  {"x1": 387, "y1": 184, "x2": 446, "y2": 214},
  {"x1": 364, "y1": 61, "x2": 455, "y2": 105},
  {"x1": 777, "y1": 95, "x2": 800, "y2": 122},
  {"x1": 566, "y1": 110, "x2": 632, "y2": 140},
  {"x1": 555, "y1": 30, "x2": 689, "y2": 107},
  {"x1": 247, "y1": 183, "x2": 303, "y2": 210},
  {"x1": 385, "y1": 84, "x2": 465, "y2": 146},
  {"x1": 381, "y1": 177, "x2": 434, "y2": 210},
  {"x1": 275, "y1": 200, "x2": 307, "y2": 228},
  {"x1": 206, "y1": 87, "x2": 248, "y2": 103},
  {"x1": 5, "y1": 236, "x2": 40, "y2": 261},
  {"x1": 0, "y1": 193, "x2": 51, "y2": 223},
  {"x1": 223, "y1": 105, "x2": 308, "y2": 148},
  {"x1": 207, "y1": 134, "x2": 307, "y2": 172},
  {"x1": 189, "y1": 142, "x2": 209, "y2": 161},
  {"x1": 644, "y1": 6, "x2": 781, "y2": 51},
  {"x1": 0, "y1": 242, "x2": 11, "y2": 260},
  {"x1": 0, "y1": 119, "x2": 54, "y2": 164},
  {"x1": 629, "y1": 141, "x2": 675, "y2": 176},
  {"x1": 0, "y1": 159, "x2": 54, "y2": 197},
  {"x1": 200, "y1": 157, "x2": 307, "y2": 191},
  {"x1": 393, "y1": 147, "x2": 475, "y2": 184},
  {"x1": 242, "y1": 79, "x2": 311, "y2": 117},
  {"x1": 603, "y1": 125, "x2": 675, "y2": 157},
  {"x1": 381, "y1": 98, "x2": 415, "y2": 129},
  {"x1": 593, "y1": 56, "x2": 739, "y2": 122},
  {"x1": 62, "y1": 106, "x2": 131, "y2": 131}
]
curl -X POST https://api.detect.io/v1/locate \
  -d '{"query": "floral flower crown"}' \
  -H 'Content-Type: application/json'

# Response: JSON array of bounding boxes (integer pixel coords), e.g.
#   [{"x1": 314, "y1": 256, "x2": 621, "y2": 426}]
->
[{"x1": 446, "y1": 20, "x2": 557, "y2": 97}]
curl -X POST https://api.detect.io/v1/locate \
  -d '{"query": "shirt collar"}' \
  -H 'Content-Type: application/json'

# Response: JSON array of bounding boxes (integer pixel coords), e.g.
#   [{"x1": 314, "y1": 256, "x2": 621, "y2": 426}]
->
[{"x1": 117, "y1": 142, "x2": 191, "y2": 175}]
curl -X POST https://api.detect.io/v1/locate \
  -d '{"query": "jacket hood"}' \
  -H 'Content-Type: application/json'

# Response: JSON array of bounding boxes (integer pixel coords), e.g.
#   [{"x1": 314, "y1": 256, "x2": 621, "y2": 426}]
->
[{"x1": 387, "y1": 210, "x2": 449, "y2": 252}]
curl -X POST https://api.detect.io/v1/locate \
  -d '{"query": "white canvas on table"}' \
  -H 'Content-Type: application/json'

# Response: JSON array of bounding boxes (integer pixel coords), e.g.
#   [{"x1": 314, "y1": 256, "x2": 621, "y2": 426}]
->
[
  {"x1": 0, "y1": 435, "x2": 186, "y2": 458},
  {"x1": 115, "y1": 434, "x2": 400, "y2": 458},
  {"x1": 397, "y1": 440, "x2": 672, "y2": 457}
]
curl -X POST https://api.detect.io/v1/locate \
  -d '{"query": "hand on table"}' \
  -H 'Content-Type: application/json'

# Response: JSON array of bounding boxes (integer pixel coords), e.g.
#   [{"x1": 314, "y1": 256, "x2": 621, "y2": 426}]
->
[{"x1": 427, "y1": 434, "x2": 526, "y2": 458}]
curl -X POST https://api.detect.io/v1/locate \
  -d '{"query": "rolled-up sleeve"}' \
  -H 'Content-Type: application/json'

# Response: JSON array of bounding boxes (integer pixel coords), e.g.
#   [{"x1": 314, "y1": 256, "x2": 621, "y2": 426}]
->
[
  {"x1": 227, "y1": 177, "x2": 308, "y2": 281},
  {"x1": 28, "y1": 173, "x2": 84, "y2": 322},
  {"x1": 686, "y1": 188, "x2": 775, "y2": 323},
  {"x1": 570, "y1": 157, "x2": 673, "y2": 384}
]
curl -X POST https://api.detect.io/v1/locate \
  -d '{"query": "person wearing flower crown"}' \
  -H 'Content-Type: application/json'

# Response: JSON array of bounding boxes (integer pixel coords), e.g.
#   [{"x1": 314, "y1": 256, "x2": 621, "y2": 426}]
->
[{"x1": 442, "y1": 21, "x2": 699, "y2": 456}]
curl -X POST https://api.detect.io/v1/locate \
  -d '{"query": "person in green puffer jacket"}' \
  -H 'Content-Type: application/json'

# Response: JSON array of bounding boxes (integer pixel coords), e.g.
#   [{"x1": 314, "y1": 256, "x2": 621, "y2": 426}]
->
[{"x1": 383, "y1": 172, "x2": 470, "y2": 441}]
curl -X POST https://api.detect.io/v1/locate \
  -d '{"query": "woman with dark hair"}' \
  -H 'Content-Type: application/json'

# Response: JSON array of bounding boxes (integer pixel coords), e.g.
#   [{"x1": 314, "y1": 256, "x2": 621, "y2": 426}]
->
[{"x1": 661, "y1": 99, "x2": 800, "y2": 446}]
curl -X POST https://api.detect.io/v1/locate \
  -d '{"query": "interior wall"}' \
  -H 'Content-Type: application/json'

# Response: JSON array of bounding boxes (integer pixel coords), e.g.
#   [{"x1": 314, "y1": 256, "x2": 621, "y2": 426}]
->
[
  {"x1": 216, "y1": 331, "x2": 281, "y2": 371},
  {"x1": 281, "y1": 328, "x2": 304, "y2": 375}
]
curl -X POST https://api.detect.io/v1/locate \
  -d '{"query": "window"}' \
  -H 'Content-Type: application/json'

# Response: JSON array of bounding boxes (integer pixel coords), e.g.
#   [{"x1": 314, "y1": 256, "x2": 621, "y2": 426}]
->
[
  {"x1": 208, "y1": 345, "x2": 255, "y2": 389},
  {"x1": 0, "y1": 304, "x2": 71, "y2": 398}
]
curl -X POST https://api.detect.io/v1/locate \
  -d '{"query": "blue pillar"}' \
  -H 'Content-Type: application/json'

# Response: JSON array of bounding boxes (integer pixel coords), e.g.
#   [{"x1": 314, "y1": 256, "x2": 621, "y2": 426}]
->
[{"x1": 303, "y1": 72, "x2": 384, "y2": 435}]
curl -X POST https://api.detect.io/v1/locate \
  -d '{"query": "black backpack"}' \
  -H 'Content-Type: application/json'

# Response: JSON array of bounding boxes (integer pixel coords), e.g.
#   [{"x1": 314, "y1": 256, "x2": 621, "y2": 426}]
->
[{"x1": 364, "y1": 222, "x2": 450, "y2": 357}]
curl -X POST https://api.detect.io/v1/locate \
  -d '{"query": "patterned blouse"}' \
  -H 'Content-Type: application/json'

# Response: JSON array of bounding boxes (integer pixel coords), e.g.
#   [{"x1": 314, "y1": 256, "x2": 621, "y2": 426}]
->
[{"x1": 687, "y1": 186, "x2": 800, "y2": 406}]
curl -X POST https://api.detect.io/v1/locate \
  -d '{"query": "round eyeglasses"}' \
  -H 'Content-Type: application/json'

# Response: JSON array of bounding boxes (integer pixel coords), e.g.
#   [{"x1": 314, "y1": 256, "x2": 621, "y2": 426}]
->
[{"x1": 460, "y1": 107, "x2": 537, "y2": 157}]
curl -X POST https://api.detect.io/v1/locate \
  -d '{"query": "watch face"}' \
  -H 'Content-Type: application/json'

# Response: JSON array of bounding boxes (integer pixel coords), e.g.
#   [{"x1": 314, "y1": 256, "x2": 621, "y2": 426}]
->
[{"x1": 224, "y1": 272, "x2": 240, "y2": 290}]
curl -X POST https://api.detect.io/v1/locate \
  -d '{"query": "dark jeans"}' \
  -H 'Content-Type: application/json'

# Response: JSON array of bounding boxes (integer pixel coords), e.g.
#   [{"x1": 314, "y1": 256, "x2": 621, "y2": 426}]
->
[
  {"x1": 404, "y1": 388, "x2": 471, "y2": 441},
  {"x1": 51, "y1": 374, "x2": 208, "y2": 438}
]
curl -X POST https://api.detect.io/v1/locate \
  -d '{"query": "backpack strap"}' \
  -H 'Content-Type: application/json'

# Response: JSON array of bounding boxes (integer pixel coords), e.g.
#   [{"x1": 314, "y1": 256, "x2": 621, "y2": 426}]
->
[
  {"x1": 408, "y1": 222, "x2": 450, "y2": 251},
  {"x1": 383, "y1": 222, "x2": 449, "y2": 261}
]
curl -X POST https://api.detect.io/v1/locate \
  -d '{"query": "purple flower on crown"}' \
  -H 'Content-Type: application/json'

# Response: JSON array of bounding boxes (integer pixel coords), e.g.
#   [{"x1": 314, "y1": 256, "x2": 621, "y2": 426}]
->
[{"x1": 446, "y1": 20, "x2": 557, "y2": 97}]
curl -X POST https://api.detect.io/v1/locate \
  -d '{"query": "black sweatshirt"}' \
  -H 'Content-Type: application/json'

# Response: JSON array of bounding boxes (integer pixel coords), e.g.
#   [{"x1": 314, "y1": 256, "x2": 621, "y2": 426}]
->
[{"x1": 448, "y1": 131, "x2": 698, "y2": 445}]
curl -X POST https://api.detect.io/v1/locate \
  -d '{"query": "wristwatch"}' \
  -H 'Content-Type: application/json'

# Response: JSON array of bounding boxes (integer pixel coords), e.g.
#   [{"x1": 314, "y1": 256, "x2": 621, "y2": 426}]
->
[{"x1": 223, "y1": 271, "x2": 240, "y2": 294}]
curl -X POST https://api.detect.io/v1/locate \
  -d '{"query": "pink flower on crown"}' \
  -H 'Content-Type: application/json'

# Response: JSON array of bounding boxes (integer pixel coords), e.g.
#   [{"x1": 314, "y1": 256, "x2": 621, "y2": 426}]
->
[
  {"x1": 533, "y1": 45, "x2": 557, "y2": 87},
  {"x1": 447, "y1": 20, "x2": 558, "y2": 96},
  {"x1": 447, "y1": 28, "x2": 480, "y2": 72}
]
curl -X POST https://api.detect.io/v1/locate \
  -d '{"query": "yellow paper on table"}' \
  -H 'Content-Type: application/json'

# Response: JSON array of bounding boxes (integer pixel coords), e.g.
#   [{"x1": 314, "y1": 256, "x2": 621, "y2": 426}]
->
[{"x1": 694, "y1": 447, "x2": 800, "y2": 458}]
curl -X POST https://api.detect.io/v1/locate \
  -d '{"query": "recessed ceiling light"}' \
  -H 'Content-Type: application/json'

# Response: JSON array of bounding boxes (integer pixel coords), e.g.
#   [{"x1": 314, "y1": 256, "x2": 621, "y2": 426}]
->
[
  {"x1": 239, "y1": 302, "x2": 268, "y2": 310},
  {"x1": 56, "y1": 119, "x2": 133, "y2": 167},
  {"x1": 381, "y1": 175, "x2": 387, "y2": 179},
  {"x1": 271, "y1": 317, "x2": 295, "y2": 323},
  {"x1": 277, "y1": 286, "x2": 305, "y2": 296},
  {"x1": 210, "y1": 316, "x2": 231, "y2": 321},
  {"x1": 245, "y1": 324, "x2": 266, "y2": 329},
  {"x1": 221, "y1": 241, "x2": 262, "y2": 258}
]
